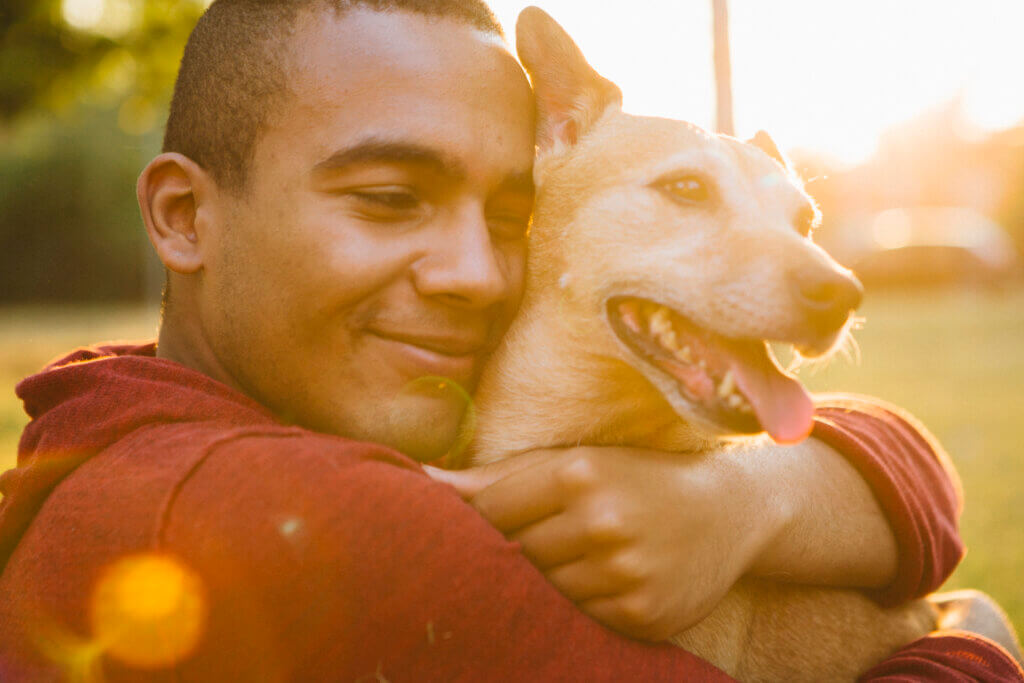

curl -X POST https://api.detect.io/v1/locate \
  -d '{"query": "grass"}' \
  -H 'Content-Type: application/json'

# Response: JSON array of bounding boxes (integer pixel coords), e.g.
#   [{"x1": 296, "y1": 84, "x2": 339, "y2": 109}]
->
[
  {"x1": 1, "y1": 291, "x2": 1022, "y2": 630},
  {"x1": 799, "y1": 287, "x2": 1024, "y2": 630}
]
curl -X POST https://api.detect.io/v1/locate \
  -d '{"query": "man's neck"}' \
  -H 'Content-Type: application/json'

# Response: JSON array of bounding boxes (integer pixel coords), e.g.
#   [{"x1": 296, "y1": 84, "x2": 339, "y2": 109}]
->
[{"x1": 157, "y1": 311, "x2": 248, "y2": 398}]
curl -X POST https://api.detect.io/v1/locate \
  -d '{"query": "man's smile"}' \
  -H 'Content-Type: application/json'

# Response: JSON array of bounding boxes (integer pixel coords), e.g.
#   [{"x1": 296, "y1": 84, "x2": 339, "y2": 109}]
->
[{"x1": 366, "y1": 328, "x2": 487, "y2": 385}]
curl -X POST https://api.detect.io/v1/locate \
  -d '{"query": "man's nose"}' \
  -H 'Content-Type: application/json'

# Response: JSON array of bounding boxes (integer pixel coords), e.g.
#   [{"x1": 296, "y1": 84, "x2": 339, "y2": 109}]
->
[
  {"x1": 788, "y1": 263, "x2": 864, "y2": 333},
  {"x1": 412, "y1": 209, "x2": 511, "y2": 309}
]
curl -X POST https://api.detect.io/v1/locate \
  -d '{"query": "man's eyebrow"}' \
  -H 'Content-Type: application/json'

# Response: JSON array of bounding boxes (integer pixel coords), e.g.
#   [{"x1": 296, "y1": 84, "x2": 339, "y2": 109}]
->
[{"x1": 313, "y1": 139, "x2": 467, "y2": 180}]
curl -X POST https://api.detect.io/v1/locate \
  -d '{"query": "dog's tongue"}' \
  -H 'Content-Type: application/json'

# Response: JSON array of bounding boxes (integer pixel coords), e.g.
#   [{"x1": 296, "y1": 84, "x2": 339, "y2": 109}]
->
[{"x1": 729, "y1": 344, "x2": 815, "y2": 444}]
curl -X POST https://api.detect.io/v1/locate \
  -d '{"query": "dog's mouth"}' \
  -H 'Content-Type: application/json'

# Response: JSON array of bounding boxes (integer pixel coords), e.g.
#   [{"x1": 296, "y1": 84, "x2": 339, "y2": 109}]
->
[{"x1": 606, "y1": 296, "x2": 815, "y2": 443}]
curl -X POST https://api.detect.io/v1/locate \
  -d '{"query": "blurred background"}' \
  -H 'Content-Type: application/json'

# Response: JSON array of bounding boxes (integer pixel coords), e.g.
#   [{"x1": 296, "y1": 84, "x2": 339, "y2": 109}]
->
[{"x1": 1, "y1": 0, "x2": 1022, "y2": 631}]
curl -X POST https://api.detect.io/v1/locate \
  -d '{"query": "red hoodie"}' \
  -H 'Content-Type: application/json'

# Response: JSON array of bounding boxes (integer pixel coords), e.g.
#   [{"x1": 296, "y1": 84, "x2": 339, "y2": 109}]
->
[{"x1": 0, "y1": 344, "x2": 1019, "y2": 681}]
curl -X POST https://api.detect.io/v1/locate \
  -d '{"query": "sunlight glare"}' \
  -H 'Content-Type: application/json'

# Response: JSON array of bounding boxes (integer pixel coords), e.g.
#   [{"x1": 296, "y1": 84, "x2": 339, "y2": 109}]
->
[
  {"x1": 488, "y1": 0, "x2": 1024, "y2": 164},
  {"x1": 872, "y1": 210, "x2": 913, "y2": 250}
]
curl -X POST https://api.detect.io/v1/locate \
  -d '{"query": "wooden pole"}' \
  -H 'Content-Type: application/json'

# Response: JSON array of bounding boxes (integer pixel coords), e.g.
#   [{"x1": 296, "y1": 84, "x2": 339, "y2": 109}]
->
[{"x1": 712, "y1": 0, "x2": 734, "y2": 135}]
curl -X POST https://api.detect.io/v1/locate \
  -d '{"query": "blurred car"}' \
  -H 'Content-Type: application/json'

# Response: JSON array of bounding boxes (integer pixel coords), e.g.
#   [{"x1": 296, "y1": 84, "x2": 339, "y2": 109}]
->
[{"x1": 830, "y1": 207, "x2": 1020, "y2": 289}]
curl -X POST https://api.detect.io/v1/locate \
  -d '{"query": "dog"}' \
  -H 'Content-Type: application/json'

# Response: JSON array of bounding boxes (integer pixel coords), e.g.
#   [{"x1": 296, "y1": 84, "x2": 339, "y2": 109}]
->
[{"x1": 465, "y1": 7, "x2": 936, "y2": 681}]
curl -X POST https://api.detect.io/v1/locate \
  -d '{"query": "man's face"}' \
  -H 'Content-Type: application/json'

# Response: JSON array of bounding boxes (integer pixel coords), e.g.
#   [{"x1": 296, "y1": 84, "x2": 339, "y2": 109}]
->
[{"x1": 200, "y1": 9, "x2": 535, "y2": 460}]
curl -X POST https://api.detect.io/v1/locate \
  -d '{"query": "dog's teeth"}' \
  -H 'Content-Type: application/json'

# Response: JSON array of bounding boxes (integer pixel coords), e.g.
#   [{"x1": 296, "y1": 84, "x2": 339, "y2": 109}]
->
[
  {"x1": 697, "y1": 359, "x2": 707, "y2": 371},
  {"x1": 619, "y1": 301, "x2": 642, "y2": 333},
  {"x1": 727, "y1": 394, "x2": 743, "y2": 409},
  {"x1": 650, "y1": 307, "x2": 672, "y2": 336},
  {"x1": 676, "y1": 345, "x2": 692, "y2": 363},
  {"x1": 717, "y1": 370, "x2": 736, "y2": 399},
  {"x1": 660, "y1": 329, "x2": 679, "y2": 351}
]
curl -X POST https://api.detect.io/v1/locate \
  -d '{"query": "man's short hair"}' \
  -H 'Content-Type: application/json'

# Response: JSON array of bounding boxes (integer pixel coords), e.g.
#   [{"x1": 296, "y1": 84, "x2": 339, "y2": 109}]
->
[{"x1": 162, "y1": 0, "x2": 505, "y2": 193}]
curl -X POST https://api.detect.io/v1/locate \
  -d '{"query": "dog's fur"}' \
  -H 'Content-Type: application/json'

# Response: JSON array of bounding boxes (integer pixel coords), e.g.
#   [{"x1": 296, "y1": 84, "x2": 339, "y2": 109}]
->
[{"x1": 465, "y1": 8, "x2": 935, "y2": 681}]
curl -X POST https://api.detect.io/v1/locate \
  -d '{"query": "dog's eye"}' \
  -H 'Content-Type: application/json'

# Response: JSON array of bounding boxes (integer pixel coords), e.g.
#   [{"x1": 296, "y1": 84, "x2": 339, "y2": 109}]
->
[{"x1": 658, "y1": 176, "x2": 710, "y2": 204}]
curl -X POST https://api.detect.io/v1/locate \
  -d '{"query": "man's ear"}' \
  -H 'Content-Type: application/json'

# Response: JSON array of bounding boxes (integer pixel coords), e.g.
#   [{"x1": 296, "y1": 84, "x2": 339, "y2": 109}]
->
[
  {"x1": 137, "y1": 153, "x2": 216, "y2": 274},
  {"x1": 516, "y1": 6, "x2": 622, "y2": 153},
  {"x1": 748, "y1": 130, "x2": 789, "y2": 169}
]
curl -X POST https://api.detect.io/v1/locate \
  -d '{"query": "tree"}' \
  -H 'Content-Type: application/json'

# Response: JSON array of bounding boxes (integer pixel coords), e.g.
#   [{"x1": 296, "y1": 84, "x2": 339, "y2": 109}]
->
[{"x1": 0, "y1": 0, "x2": 206, "y2": 128}]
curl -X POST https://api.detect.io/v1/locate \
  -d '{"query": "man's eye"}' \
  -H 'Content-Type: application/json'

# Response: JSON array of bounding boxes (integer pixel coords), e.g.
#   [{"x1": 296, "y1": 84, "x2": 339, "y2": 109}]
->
[
  {"x1": 488, "y1": 213, "x2": 531, "y2": 241},
  {"x1": 350, "y1": 190, "x2": 420, "y2": 211},
  {"x1": 657, "y1": 175, "x2": 710, "y2": 204}
]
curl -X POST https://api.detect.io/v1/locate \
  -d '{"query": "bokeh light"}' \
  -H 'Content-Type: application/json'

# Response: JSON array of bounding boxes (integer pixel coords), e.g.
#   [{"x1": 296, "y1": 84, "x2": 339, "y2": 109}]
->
[
  {"x1": 90, "y1": 552, "x2": 207, "y2": 670},
  {"x1": 62, "y1": 0, "x2": 105, "y2": 31},
  {"x1": 62, "y1": 0, "x2": 140, "y2": 38}
]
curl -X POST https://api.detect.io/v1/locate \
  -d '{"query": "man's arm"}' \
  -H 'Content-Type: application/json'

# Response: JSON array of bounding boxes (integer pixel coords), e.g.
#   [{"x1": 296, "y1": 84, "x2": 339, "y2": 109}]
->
[
  {"x1": 431, "y1": 394, "x2": 963, "y2": 639},
  {"x1": 158, "y1": 433, "x2": 733, "y2": 682},
  {"x1": 810, "y1": 393, "x2": 964, "y2": 604}
]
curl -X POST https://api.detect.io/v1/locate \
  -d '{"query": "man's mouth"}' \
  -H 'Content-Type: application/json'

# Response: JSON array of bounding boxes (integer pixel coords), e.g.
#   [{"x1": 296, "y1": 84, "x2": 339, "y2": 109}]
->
[
  {"x1": 369, "y1": 330, "x2": 488, "y2": 357},
  {"x1": 606, "y1": 296, "x2": 815, "y2": 443},
  {"x1": 367, "y1": 330, "x2": 488, "y2": 385}
]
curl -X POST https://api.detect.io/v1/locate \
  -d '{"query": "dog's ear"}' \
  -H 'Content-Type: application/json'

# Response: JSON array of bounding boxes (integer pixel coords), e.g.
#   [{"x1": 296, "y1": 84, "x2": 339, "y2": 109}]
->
[
  {"x1": 748, "y1": 130, "x2": 789, "y2": 168},
  {"x1": 516, "y1": 6, "x2": 622, "y2": 153}
]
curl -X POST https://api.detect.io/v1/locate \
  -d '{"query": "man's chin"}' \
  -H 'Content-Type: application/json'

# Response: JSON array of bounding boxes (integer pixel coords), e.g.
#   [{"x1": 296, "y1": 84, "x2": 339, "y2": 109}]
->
[
  {"x1": 382, "y1": 407, "x2": 466, "y2": 463},
  {"x1": 283, "y1": 379, "x2": 472, "y2": 463},
  {"x1": 372, "y1": 385, "x2": 472, "y2": 463}
]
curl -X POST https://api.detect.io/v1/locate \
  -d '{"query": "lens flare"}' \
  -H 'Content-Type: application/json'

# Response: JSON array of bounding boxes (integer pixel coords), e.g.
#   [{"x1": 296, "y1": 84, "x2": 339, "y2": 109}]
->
[
  {"x1": 393, "y1": 375, "x2": 476, "y2": 468},
  {"x1": 90, "y1": 553, "x2": 207, "y2": 669},
  {"x1": 32, "y1": 619, "x2": 105, "y2": 683}
]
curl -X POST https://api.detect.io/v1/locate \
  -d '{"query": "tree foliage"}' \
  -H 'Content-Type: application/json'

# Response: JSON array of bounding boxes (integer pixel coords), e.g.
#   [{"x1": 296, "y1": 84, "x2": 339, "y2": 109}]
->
[
  {"x1": 1, "y1": 0, "x2": 206, "y2": 125},
  {"x1": 0, "y1": 0, "x2": 206, "y2": 303}
]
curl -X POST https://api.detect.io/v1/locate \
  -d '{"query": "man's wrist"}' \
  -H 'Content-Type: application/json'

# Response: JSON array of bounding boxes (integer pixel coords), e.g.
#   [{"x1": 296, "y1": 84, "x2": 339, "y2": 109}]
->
[
  {"x1": 737, "y1": 436, "x2": 899, "y2": 588},
  {"x1": 725, "y1": 439, "x2": 806, "y2": 580}
]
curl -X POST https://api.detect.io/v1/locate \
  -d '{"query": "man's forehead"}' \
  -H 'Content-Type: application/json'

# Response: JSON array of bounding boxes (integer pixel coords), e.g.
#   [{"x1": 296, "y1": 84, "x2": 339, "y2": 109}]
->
[
  {"x1": 286, "y1": 6, "x2": 518, "y2": 86},
  {"x1": 248, "y1": 5, "x2": 534, "y2": 189}
]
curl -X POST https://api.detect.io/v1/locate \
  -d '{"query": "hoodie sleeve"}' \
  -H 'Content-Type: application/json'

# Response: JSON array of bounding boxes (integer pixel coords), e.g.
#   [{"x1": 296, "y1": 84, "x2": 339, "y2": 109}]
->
[
  {"x1": 859, "y1": 632, "x2": 1024, "y2": 682},
  {"x1": 811, "y1": 394, "x2": 964, "y2": 606},
  {"x1": 157, "y1": 432, "x2": 733, "y2": 682}
]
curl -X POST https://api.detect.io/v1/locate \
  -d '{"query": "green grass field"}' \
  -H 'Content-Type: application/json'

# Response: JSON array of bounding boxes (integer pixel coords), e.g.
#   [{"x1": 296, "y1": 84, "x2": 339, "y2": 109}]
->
[{"x1": 1, "y1": 291, "x2": 1022, "y2": 630}]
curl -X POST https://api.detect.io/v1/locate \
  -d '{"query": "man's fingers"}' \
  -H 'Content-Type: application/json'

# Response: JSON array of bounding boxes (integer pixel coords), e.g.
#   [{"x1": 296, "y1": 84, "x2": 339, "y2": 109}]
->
[
  {"x1": 422, "y1": 449, "x2": 553, "y2": 499},
  {"x1": 470, "y1": 460, "x2": 569, "y2": 532},
  {"x1": 545, "y1": 558, "x2": 633, "y2": 604},
  {"x1": 511, "y1": 516, "x2": 587, "y2": 568},
  {"x1": 512, "y1": 505, "x2": 631, "y2": 568}
]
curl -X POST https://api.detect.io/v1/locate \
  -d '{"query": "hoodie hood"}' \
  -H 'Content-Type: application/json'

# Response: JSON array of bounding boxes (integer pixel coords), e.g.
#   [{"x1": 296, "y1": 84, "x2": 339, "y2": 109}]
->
[{"x1": 0, "y1": 343, "x2": 277, "y2": 571}]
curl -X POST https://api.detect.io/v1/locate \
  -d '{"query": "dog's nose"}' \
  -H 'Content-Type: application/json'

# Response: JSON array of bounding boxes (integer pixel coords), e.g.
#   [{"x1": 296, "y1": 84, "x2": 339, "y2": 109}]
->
[{"x1": 790, "y1": 266, "x2": 864, "y2": 332}]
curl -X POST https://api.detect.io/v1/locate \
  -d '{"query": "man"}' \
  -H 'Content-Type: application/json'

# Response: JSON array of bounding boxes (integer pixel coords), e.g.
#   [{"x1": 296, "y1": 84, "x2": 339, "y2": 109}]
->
[{"x1": 0, "y1": 0, "x2": 1019, "y2": 679}]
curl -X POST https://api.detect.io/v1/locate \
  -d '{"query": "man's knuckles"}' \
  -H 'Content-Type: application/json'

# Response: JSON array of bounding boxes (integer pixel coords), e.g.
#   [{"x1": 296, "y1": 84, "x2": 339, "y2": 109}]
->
[
  {"x1": 613, "y1": 592, "x2": 669, "y2": 635},
  {"x1": 605, "y1": 551, "x2": 649, "y2": 584},
  {"x1": 584, "y1": 509, "x2": 629, "y2": 543},
  {"x1": 554, "y1": 451, "x2": 603, "y2": 491}
]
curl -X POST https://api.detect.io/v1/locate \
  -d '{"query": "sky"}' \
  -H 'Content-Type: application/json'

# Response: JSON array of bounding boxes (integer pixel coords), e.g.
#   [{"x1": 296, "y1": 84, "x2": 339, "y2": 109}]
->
[{"x1": 487, "y1": 0, "x2": 1024, "y2": 166}]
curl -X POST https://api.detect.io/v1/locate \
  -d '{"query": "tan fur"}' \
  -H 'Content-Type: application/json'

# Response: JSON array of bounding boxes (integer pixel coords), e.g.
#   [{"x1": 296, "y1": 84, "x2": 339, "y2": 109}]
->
[{"x1": 466, "y1": 8, "x2": 936, "y2": 680}]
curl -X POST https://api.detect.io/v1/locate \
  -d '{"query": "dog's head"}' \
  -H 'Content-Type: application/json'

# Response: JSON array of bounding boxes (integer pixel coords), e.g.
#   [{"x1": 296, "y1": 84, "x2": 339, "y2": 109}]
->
[{"x1": 516, "y1": 7, "x2": 863, "y2": 444}]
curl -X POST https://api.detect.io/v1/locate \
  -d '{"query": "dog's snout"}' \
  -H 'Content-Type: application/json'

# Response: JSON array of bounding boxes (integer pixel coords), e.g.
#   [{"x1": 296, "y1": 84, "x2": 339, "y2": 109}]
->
[{"x1": 789, "y1": 266, "x2": 864, "y2": 331}]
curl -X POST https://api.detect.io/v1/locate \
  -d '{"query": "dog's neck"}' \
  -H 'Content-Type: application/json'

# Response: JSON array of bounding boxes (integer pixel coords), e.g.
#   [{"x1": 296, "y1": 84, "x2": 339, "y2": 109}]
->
[{"x1": 468, "y1": 277, "x2": 712, "y2": 465}]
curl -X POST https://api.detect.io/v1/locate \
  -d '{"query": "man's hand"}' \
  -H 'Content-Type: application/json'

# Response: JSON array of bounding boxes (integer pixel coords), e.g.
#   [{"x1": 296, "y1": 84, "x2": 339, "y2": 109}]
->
[
  {"x1": 425, "y1": 446, "x2": 791, "y2": 640},
  {"x1": 427, "y1": 438, "x2": 900, "y2": 642}
]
